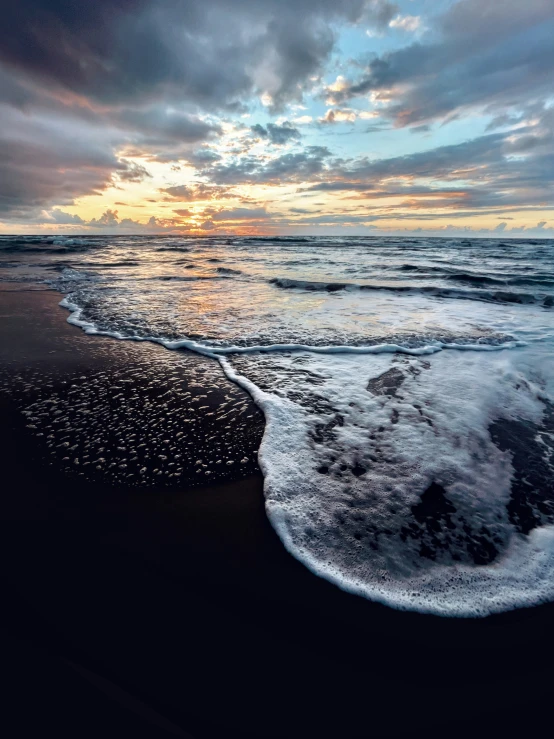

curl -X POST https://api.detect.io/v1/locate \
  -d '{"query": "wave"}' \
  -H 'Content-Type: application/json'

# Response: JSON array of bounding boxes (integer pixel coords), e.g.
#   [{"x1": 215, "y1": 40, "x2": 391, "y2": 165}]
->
[
  {"x1": 52, "y1": 237, "x2": 96, "y2": 247},
  {"x1": 80, "y1": 260, "x2": 141, "y2": 268},
  {"x1": 0, "y1": 236, "x2": 98, "y2": 253},
  {"x1": 0, "y1": 246, "x2": 71, "y2": 254},
  {"x1": 216, "y1": 267, "x2": 243, "y2": 275},
  {"x1": 269, "y1": 276, "x2": 552, "y2": 306},
  {"x1": 57, "y1": 296, "x2": 525, "y2": 358},
  {"x1": 445, "y1": 273, "x2": 511, "y2": 286},
  {"x1": 253, "y1": 236, "x2": 313, "y2": 243},
  {"x1": 155, "y1": 275, "x2": 221, "y2": 282},
  {"x1": 269, "y1": 277, "x2": 351, "y2": 292},
  {"x1": 155, "y1": 246, "x2": 191, "y2": 253},
  {"x1": 399, "y1": 263, "x2": 554, "y2": 287},
  {"x1": 399, "y1": 264, "x2": 507, "y2": 285}
]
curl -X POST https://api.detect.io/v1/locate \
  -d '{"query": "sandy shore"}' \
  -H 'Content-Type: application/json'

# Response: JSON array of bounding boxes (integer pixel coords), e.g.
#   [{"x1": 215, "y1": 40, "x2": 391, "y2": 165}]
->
[{"x1": 1, "y1": 285, "x2": 553, "y2": 738}]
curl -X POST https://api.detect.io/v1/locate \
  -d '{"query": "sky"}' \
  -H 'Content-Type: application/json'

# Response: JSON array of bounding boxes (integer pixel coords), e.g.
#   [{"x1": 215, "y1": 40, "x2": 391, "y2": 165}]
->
[{"x1": 1, "y1": 0, "x2": 553, "y2": 237}]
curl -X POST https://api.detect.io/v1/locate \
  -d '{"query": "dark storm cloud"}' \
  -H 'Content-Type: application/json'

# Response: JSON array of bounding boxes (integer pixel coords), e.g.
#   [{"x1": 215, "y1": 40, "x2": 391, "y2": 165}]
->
[
  {"x1": 251, "y1": 122, "x2": 301, "y2": 145},
  {"x1": 1, "y1": 0, "x2": 390, "y2": 112},
  {"x1": 0, "y1": 66, "x2": 221, "y2": 160},
  {"x1": 328, "y1": 0, "x2": 554, "y2": 127}
]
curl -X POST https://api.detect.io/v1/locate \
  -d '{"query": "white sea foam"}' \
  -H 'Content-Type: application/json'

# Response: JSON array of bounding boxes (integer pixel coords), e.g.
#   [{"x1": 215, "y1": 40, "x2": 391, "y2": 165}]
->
[
  {"x1": 59, "y1": 298, "x2": 526, "y2": 358},
  {"x1": 52, "y1": 237, "x2": 96, "y2": 247},
  {"x1": 222, "y1": 348, "x2": 554, "y2": 616}
]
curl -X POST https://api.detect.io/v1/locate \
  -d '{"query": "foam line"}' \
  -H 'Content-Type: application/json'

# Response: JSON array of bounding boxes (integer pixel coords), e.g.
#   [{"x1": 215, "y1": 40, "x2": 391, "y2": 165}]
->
[{"x1": 61, "y1": 297, "x2": 525, "y2": 359}]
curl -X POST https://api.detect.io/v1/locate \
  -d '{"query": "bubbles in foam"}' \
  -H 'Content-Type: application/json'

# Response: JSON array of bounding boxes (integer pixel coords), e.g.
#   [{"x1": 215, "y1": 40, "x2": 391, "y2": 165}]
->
[{"x1": 223, "y1": 346, "x2": 554, "y2": 616}]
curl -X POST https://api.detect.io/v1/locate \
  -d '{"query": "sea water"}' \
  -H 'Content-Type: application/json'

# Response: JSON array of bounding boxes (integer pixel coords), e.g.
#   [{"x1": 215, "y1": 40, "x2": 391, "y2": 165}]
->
[{"x1": 1, "y1": 234, "x2": 553, "y2": 616}]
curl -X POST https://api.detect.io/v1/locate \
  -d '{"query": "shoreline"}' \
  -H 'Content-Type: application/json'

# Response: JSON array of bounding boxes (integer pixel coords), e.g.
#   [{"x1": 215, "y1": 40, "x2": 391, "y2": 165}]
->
[{"x1": 1, "y1": 284, "x2": 554, "y2": 737}]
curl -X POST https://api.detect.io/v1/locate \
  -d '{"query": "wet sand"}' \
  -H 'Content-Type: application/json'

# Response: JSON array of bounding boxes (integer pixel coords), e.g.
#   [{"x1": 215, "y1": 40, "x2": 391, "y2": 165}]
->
[{"x1": 1, "y1": 286, "x2": 553, "y2": 738}]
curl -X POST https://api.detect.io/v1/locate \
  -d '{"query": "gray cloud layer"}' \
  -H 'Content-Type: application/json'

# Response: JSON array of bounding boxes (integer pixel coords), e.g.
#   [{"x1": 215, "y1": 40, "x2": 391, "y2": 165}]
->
[
  {"x1": 2, "y1": 0, "x2": 388, "y2": 111},
  {"x1": 0, "y1": 0, "x2": 552, "y2": 226},
  {"x1": 1, "y1": 0, "x2": 400, "y2": 219},
  {"x1": 301, "y1": 120, "x2": 554, "y2": 215},
  {"x1": 0, "y1": 105, "x2": 130, "y2": 216}
]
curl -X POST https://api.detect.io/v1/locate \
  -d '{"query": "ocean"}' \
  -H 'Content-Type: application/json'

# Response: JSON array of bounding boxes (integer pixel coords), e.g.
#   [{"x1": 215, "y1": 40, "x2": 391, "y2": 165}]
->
[{"x1": 1, "y1": 234, "x2": 553, "y2": 617}]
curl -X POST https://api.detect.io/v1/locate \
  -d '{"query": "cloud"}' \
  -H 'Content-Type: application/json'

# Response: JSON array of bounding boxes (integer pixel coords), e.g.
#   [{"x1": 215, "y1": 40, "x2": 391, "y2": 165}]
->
[
  {"x1": 251, "y1": 122, "x2": 301, "y2": 144},
  {"x1": 42, "y1": 208, "x2": 85, "y2": 225},
  {"x1": 87, "y1": 209, "x2": 120, "y2": 228},
  {"x1": 82, "y1": 209, "x2": 189, "y2": 233},
  {"x1": 2, "y1": 1, "x2": 403, "y2": 217},
  {"x1": 106, "y1": 110, "x2": 222, "y2": 161},
  {"x1": 325, "y1": 0, "x2": 554, "y2": 127},
  {"x1": 319, "y1": 109, "x2": 357, "y2": 124},
  {"x1": 287, "y1": 212, "x2": 379, "y2": 225},
  {"x1": 160, "y1": 183, "x2": 234, "y2": 201},
  {"x1": 298, "y1": 115, "x2": 554, "y2": 215},
  {"x1": 204, "y1": 145, "x2": 332, "y2": 184},
  {"x1": 1, "y1": 0, "x2": 391, "y2": 113},
  {"x1": 363, "y1": 0, "x2": 399, "y2": 32},
  {"x1": 318, "y1": 108, "x2": 377, "y2": 124},
  {"x1": 0, "y1": 105, "x2": 128, "y2": 218},
  {"x1": 2, "y1": 0, "x2": 553, "y2": 233},
  {"x1": 301, "y1": 181, "x2": 376, "y2": 192},
  {"x1": 388, "y1": 15, "x2": 421, "y2": 33},
  {"x1": 40, "y1": 206, "x2": 276, "y2": 233},
  {"x1": 211, "y1": 207, "x2": 271, "y2": 221},
  {"x1": 289, "y1": 207, "x2": 313, "y2": 214},
  {"x1": 159, "y1": 185, "x2": 196, "y2": 201},
  {"x1": 117, "y1": 161, "x2": 152, "y2": 183},
  {"x1": 184, "y1": 148, "x2": 223, "y2": 168}
]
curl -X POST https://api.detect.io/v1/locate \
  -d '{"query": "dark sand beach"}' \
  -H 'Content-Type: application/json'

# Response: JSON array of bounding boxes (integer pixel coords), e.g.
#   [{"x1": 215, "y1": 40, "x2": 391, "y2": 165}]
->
[{"x1": 1, "y1": 285, "x2": 553, "y2": 738}]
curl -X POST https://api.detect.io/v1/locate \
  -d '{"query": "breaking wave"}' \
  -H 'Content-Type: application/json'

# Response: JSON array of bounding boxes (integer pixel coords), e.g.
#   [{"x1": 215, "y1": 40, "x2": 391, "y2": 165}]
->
[{"x1": 268, "y1": 276, "x2": 552, "y2": 305}]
